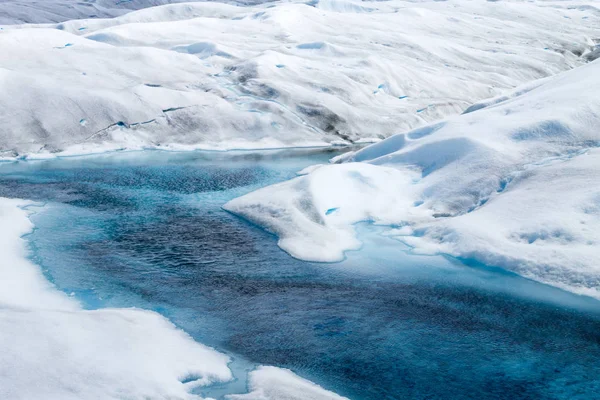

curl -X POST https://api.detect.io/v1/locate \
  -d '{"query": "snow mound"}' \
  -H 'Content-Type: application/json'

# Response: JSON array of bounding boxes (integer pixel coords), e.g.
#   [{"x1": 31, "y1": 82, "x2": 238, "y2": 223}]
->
[
  {"x1": 225, "y1": 59, "x2": 600, "y2": 298},
  {"x1": 227, "y1": 366, "x2": 348, "y2": 400},
  {"x1": 225, "y1": 162, "x2": 417, "y2": 261},
  {"x1": 1, "y1": 0, "x2": 600, "y2": 157}
]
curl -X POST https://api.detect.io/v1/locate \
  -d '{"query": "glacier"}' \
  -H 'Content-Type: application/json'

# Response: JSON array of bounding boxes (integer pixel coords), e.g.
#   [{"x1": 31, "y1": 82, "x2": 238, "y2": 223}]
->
[
  {"x1": 1, "y1": 0, "x2": 599, "y2": 157},
  {"x1": 2, "y1": 0, "x2": 600, "y2": 398},
  {"x1": 225, "y1": 58, "x2": 600, "y2": 298}
]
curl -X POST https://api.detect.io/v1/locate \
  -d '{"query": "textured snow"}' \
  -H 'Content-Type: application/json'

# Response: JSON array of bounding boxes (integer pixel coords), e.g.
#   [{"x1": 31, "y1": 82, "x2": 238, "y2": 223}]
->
[
  {"x1": 1, "y1": 0, "x2": 600, "y2": 157},
  {"x1": 227, "y1": 366, "x2": 348, "y2": 400},
  {"x1": 225, "y1": 58, "x2": 600, "y2": 298},
  {"x1": 0, "y1": 0, "x2": 271, "y2": 25}
]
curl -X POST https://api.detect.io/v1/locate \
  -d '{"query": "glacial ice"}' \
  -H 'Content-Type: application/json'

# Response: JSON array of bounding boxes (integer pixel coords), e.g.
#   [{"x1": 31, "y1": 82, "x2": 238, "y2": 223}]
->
[
  {"x1": 226, "y1": 366, "x2": 347, "y2": 400},
  {"x1": 1, "y1": 0, "x2": 599, "y2": 156},
  {"x1": 2, "y1": 0, "x2": 600, "y2": 396},
  {"x1": 0, "y1": 0, "x2": 271, "y2": 24},
  {"x1": 225, "y1": 58, "x2": 600, "y2": 298}
]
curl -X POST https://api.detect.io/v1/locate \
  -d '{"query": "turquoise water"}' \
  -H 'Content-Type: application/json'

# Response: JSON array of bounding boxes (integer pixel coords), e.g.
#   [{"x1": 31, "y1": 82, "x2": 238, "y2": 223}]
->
[{"x1": 1, "y1": 149, "x2": 600, "y2": 399}]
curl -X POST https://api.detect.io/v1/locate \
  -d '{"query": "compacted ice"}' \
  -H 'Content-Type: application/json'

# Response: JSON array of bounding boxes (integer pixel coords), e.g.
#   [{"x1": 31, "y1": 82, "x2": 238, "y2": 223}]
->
[
  {"x1": 0, "y1": 0, "x2": 599, "y2": 156},
  {"x1": 225, "y1": 58, "x2": 600, "y2": 298}
]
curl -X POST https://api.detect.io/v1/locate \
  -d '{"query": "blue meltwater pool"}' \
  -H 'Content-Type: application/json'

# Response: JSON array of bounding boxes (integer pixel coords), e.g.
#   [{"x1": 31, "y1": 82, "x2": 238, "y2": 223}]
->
[{"x1": 1, "y1": 148, "x2": 599, "y2": 400}]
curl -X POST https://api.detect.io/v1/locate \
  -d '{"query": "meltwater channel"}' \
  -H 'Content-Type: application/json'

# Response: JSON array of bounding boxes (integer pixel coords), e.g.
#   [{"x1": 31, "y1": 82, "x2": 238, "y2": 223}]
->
[{"x1": 1, "y1": 148, "x2": 600, "y2": 400}]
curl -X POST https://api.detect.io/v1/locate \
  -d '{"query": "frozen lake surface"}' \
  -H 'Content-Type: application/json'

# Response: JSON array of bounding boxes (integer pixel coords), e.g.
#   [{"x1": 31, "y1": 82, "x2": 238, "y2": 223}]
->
[{"x1": 1, "y1": 149, "x2": 599, "y2": 399}]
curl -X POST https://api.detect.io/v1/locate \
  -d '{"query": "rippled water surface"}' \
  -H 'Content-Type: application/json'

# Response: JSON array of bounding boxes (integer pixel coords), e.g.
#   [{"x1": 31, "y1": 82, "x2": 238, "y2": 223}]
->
[{"x1": 1, "y1": 149, "x2": 600, "y2": 400}]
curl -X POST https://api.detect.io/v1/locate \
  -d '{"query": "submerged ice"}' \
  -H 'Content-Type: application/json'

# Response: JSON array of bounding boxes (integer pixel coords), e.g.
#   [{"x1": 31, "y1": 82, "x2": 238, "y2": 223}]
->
[{"x1": 0, "y1": 197, "x2": 349, "y2": 399}]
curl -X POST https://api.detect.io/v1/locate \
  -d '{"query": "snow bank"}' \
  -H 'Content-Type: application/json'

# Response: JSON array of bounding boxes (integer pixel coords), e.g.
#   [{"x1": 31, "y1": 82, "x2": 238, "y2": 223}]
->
[
  {"x1": 225, "y1": 59, "x2": 600, "y2": 297},
  {"x1": 227, "y1": 366, "x2": 348, "y2": 400},
  {"x1": 402, "y1": 150, "x2": 600, "y2": 299},
  {"x1": 1, "y1": 0, "x2": 600, "y2": 157},
  {"x1": 226, "y1": 162, "x2": 419, "y2": 261}
]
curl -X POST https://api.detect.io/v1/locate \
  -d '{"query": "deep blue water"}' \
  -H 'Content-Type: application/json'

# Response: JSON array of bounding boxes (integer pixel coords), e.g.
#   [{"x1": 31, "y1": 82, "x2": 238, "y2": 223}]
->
[{"x1": 2, "y1": 149, "x2": 600, "y2": 400}]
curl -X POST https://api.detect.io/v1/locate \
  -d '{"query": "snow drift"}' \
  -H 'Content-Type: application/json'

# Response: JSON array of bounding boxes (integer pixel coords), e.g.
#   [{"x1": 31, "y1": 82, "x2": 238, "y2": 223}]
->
[
  {"x1": 0, "y1": 0, "x2": 272, "y2": 25},
  {"x1": 227, "y1": 366, "x2": 347, "y2": 400},
  {"x1": 1, "y1": 0, "x2": 600, "y2": 157},
  {"x1": 225, "y1": 58, "x2": 600, "y2": 298}
]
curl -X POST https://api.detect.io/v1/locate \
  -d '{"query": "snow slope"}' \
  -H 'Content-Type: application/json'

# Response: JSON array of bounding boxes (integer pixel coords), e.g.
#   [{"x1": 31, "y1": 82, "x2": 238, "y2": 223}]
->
[
  {"x1": 0, "y1": 198, "x2": 347, "y2": 399},
  {"x1": 1, "y1": 0, "x2": 600, "y2": 157},
  {"x1": 0, "y1": 0, "x2": 271, "y2": 25},
  {"x1": 227, "y1": 366, "x2": 347, "y2": 400},
  {"x1": 225, "y1": 58, "x2": 600, "y2": 298}
]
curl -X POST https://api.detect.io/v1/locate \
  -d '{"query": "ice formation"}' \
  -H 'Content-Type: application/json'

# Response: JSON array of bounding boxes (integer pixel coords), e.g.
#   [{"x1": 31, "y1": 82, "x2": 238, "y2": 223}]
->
[
  {"x1": 225, "y1": 58, "x2": 600, "y2": 298},
  {"x1": 227, "y1": 366, "x2": 348, "y2": 400},
  {"x1": 1, "y1": 0, "x2": 599, "y2": 157},
  {"x1": 2, "y1": 0, "x2": 600, "y2": 397}
]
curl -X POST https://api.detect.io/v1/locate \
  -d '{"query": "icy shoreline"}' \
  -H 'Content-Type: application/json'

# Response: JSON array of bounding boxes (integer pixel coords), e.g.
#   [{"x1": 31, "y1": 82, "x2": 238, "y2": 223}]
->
[
  {"x1": 225, "y1": 59, "x2": 600, "y2": 299},
  {"x1": 0, "y1": 140, "x2": 365, "y2": 163},
  {"x1": 0, "y1": 198, "x2": 347, "y2": 399}
]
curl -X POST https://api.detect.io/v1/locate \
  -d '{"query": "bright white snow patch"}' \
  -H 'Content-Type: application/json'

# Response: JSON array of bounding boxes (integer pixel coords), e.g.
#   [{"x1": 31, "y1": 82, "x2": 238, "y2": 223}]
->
[
  {"x1": 226, "y1": 162, "x2": 419, "y2": 262},
  {"x1": 1, "y1": 0, "x2": 599, "y2": 156},
  {"x1": 225, "y1": 58, "x2": 600, "y2": 298},
  {"x1": 227, "y1": 366, "x2": 348, "y2": 400}
]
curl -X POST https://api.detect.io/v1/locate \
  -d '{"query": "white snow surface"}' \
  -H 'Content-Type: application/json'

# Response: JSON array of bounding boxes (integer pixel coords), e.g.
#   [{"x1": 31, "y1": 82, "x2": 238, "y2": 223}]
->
[
  {"x1": 1, "y1": 0, "x2": 600, "y2": 157},
  {"x1": 0, "y1": 198, "x2": 346, "y2": 399},
  {"x1": 225, "y1": 58, "x2": 600, "y2": 298},
  {"x1": 226, "y1": 366, "x2": 348, "y2": 400},
  {"x1": 0, "y1": 0, "x2": 271, "y2": 25}
]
